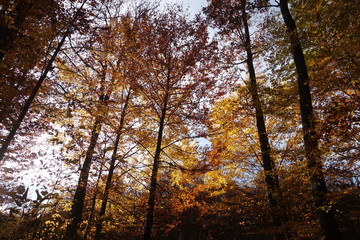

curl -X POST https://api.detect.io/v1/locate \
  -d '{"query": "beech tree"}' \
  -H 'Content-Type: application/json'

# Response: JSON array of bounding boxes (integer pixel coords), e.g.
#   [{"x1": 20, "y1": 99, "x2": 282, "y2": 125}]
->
[
  {"x1": 64, "y1": 63, "x2": 111, "y2": 240},
  {"x1": 60, "y1": 14, "x2": 127, "y2": 240},
  {"x1": 93, "y1": 11, "x2": 146, "y2": 238},
  {"x1": 94, "y1": 89, "x2": 131, "y2": 240},
  {"x1": 127, "y1": 6, "x2": 222, "y2": 239},
  {"x1": 279, "y1": 1, "x2": 342, "y2": 239},
  {"x1": 204, "y1": 1, "x2": 286, "y2": 238},
  {"x1": 0, "y1": 0, "x2": 90, "y2": 162},
  {"x1": 0, "y1": 1, "x2": 358, "y2": 239}
]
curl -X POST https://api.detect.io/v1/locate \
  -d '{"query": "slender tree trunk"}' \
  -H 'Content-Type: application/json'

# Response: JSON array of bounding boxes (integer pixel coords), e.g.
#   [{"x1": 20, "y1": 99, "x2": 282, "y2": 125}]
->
[
  {"x1": 0, "y1": 0, "x2": 88, "y2": 162},
  {"x1": 144, "y1": 90, "x2": 169, "y2": 240},
  {"x1": 94, "y1": 90, "x2": 131, "y2": 240},
  {"x1": 279, "y1": 1, "x2": 342, "y2": 239},
  {"x1": 0, "y1": 32, "x2": 68, "y2": 162},
  {"x1": 65, "y1": 65, "x2": 110, "y2": 240},
  {"x1": 64, "y1": 116, "x2": 104, "y2": 240},
  {"x1": 240, "y1": 1, "x2": 284, "y2": 239},
  {"x1": 84, "y1": 164, "x2": 103, "y2": 239}
]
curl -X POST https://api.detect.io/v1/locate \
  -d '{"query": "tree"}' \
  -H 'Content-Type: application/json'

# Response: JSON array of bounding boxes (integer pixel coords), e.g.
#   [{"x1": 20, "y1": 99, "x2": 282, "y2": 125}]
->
[
  {"x1": 0, "y1": 0, "x2": 358, "y2": 239},
  {"x1": 204, "y1": 1, "x2": 285, "y2": 238},
  {"x1": 279, "y1": 0, "x2": 342, "y2": 239},
  {"x1": 128, "y1": 7, "x2": 221, "y2": 239},
  {"x1": 61, "y1": 19, "x2": 126, "y2": 239},
  {"x1": 94, "y1": 88, "x2": 132, "y2": 240},
  {"x1": 64, "y1": 60, "x2": 111, "y2": 240},
  {"x1": 0, "y1": 0, "x2": 90, "y2": 162}
]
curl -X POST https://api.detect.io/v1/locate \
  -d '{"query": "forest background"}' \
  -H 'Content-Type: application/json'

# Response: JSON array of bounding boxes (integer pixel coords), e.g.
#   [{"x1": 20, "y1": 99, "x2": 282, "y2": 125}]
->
[{"x1": 0, "y1": 0, "x2": 359, "y2": 240}]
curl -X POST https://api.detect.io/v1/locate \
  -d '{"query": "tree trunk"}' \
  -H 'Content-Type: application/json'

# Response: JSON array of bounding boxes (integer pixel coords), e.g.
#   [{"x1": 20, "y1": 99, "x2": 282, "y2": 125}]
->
[
  {"x1": 0, "y1": 32, "x2": 68, "y2": 162},
  {"x1": 279, "y1": 1, "x2": 342, "y2": 239},
  {"x1": 0, "y1": 0, "x2": 88, "y2": 162},
  {"x1": 144, "y1": 90, "x2": 169, "y2": 240},
  {"x1": 64, "y1": 116, "x2": 104, "y2": 240},
  {"x1": 240, "y1": 1, "x2": 284, "y2": 238},
  {"x1": 94, "y1": 90, "x2": 131, "y2": 240},
  {"x1": 84, "y1": 164, "x2": 103, "y2": 239},
  {"x1": 64, "y1": 65, "x2": 110, "y2": 240}
]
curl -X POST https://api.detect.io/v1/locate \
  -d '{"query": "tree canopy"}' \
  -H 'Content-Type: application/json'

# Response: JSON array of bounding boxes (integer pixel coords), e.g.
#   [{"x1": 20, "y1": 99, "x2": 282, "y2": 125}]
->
[{"x1": 0, "y1": 0, "x2": 359, "y2": 240}]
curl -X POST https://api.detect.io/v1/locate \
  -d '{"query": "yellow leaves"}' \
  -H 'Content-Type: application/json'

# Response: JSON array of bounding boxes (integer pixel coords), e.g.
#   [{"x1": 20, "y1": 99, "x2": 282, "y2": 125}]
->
[
  {"x1": 51, "y1": 213, "x2": 61, "y2": 219},
  {"x1": 4, "y1": 15, "x2": 15, "y2": 29},
  {"x1": 210, "y1": 95, "x2": 240, "y2": 129},
  {"x1": 205, "y1": 170, "x2": 227, "y2": 187},
  {"x1": 56, "y1": 60, "x2": 80, "y2": 85},
  {"x1": 179, "y1": 192, "x2": 197, "y2": 208},
  {"x1": 243, "y1": 127, "x2": 252, "y2": 135},
  {"x1": 44, "y1": 219, "x2": 57, "y2": 227},
  {"x1": 170, "y1": 170, "x2": 183, "y2": 187},
  {"x1": 190, "y1": 169, "x2": 228, "y2": 197}
]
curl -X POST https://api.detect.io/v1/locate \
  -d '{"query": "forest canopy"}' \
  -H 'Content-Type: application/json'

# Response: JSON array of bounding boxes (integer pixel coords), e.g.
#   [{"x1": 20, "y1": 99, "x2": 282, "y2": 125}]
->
[{"x1": 0, "y1": 0, "x2": 359, "y2": 240}]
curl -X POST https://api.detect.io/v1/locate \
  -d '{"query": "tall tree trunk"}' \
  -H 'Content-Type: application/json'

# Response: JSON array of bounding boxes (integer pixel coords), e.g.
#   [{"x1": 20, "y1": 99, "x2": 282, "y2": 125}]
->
[
  {"x1": 0, "y1": 0, "x2": 88, "y2": 162},
  {"x1": 64, "y1": 116, "x2": 104, "y2": 240},
  {"x1": 279, "y1": 1, "x2": 342, "y2": 239},
  {"x1": 94, "y1": 90, "x2": 131, "y2": 240},
  {"x1": 84, "y1": 164, "x2": 103, "y2": 239},
  {"x1": 0, "y1": 32, "x2": 68, "y2": 162},
  {"x1": 64, "y1": 65, "x2": 110, "y2": 240},
  {"x1": 144, "y1": 89, "x2": 169, "y2": 240},
  {"x1": 240, "y1": 1, "x2": 284, "y2": 238}
]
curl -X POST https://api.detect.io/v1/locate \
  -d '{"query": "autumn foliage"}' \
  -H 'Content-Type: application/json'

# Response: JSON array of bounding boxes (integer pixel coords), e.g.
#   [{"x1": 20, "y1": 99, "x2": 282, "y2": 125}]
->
[{"x1": 0, "y1": 0, "x2": 359, "y2": 240}]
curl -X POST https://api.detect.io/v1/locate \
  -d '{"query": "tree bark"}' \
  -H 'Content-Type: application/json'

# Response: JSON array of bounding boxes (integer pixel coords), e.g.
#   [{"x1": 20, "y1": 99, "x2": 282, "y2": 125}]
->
[
  {"x1": 64, "y1": 65, "x2": 110, "y2": 240},
  {"x1": 279, "y1": 1, "x2": 342, "y2": 239},
  {"x1": 240, "y1": 1, "x2": 284, "y2": 238},
  {"x1": 0, "y1": 0, "x2": 88, "y2": 162},
  {"x1": 94, "y1": 90, "x2": 131, "y2": 240},
  {"x1": 144, "y1": 88, "x2": 169, "y2": 240},
  {"x1": 84, "y1": 164, "x2": 103, "y2": 239},
  {"x1": 64, "y1": 116, "x2": 104, "y2": 240},
  {"x1": 0, "y1": 32, "x2": 68, "y2": 162}
]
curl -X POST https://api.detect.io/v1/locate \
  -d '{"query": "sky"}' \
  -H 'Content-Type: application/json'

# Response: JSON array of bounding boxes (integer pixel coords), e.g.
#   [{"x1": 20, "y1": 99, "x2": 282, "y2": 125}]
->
[{"x1": 161, "y1": 0, "x2": 208, "y2": 16}]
